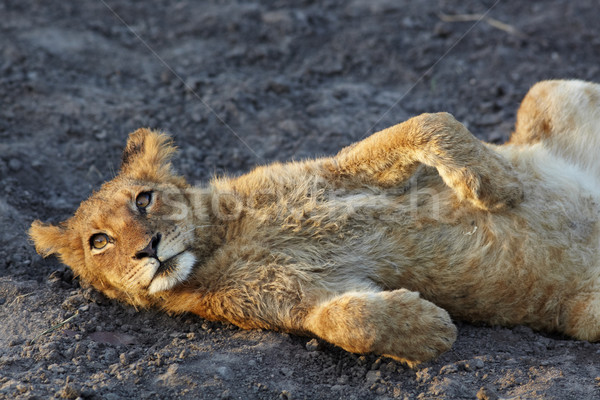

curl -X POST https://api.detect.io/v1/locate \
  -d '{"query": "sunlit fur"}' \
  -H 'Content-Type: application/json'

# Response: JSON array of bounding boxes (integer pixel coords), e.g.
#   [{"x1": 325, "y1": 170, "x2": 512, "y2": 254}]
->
[{"x1": 30, "y1": 80, "x2": 600, "y2": 366}]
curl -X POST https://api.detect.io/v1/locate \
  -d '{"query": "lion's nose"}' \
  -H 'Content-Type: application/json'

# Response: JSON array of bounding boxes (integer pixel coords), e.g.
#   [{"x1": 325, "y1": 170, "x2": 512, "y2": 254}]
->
[{"x1": 134, "y1": 233, "x2": 161, "y2": 259}]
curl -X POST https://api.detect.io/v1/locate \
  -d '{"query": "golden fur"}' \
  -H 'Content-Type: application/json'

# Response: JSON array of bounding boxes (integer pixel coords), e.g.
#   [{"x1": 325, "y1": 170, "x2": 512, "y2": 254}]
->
[{"x1": 30, "y1": 80, "x2": 600, "y2": 366}]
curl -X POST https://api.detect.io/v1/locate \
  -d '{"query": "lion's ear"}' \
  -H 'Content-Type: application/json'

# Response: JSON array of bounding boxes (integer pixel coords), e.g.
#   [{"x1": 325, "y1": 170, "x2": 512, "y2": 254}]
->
[
  {"x1": 30, "y1": 219, "x2": 87, "y2": 279},
  {"x1": 120, "y1": 128, "x2": 186, "y2": 185},
  {"x1": 29, "y1": 220, "x2": 69, "y2": 257}
]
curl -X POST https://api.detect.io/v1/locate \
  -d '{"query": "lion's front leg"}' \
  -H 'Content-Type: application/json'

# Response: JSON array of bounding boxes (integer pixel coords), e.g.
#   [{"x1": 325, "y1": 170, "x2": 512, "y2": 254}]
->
[
  {"x1": 191, "y1": 268, "x2": 456, "y2": 365},
  {"x1": 302, "y1": 289, "x2": 457, "y2": 366},
  {"x1": 326, "y1": 112, "x2": 523, "y2": 211}
]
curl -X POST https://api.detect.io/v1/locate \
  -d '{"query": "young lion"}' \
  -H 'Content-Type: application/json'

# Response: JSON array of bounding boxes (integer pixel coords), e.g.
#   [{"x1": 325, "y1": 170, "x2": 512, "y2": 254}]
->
[{"x1": 30, "y1": 80, "x2": 600, "y2": 366}]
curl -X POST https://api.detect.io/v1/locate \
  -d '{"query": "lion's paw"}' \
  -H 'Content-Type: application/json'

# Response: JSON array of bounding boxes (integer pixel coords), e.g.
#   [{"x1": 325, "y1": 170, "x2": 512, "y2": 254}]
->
[
  {"x1": 463, "y1": 153, "x2": 524, "y2": 211},
  {"x1": 378, "y1": 290, "x2": 457, "y2": 365}
]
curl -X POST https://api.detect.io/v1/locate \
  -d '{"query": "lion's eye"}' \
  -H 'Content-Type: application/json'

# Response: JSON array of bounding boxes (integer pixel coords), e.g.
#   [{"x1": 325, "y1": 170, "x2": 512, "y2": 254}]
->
[
  {"x1": 136, "y1": 191, "x2": 152, "y2": 210},
  {"x1": 90, "y1": 233, "x2": 109, "y2": 250}
]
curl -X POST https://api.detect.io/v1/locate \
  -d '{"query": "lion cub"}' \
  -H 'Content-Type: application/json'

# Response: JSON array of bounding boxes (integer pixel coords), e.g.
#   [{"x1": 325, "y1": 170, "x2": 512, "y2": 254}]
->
[{"x1": 30, "y1": 80, "x2": 600, "y2": 366}]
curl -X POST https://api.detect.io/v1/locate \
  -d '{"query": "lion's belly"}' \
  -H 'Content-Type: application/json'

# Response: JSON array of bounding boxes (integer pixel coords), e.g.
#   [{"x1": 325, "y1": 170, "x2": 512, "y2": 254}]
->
[
  {"x1": 262, "y1": 153, "x2": 600, "y2": 329},
  {"x1": 386, "y1": 170, "x2": 600, "y2": 329}
]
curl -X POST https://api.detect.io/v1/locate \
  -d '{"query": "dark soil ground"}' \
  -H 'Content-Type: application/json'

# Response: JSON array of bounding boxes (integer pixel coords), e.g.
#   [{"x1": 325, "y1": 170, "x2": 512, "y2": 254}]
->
[{"x1": 2, "y1": 0, "x2": 600, "y2": 399}]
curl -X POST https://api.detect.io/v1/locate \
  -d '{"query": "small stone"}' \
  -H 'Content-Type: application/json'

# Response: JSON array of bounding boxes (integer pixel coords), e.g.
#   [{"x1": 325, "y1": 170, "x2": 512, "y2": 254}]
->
[
  {"x1": 382, "y1": 361, "x2": 397, "y2": 373},
  {"x1": 365, "y1": 370, "x2": 381, "y2": 384},
  {"x1": 215, "y1": 366, "x2": 231, "y2": 379},
  {"x1": 415, "y1": 368, "x2": 431, "y2": 383},
  {"x1": 8, "y1": 158, "x2": 22, "y2": 171},
  {"x1": 266, "y1": 80, "x2": 290, "y2": 94},
  {"x1": 433, "y1": 22, "x2": 452, "y2": 37},
  {"x1": 375, "y1": 385, "x2": 387, "y2": 395},
  {"x1": 470, "y1": 359, "x2": 485, "y2": 370},
  {"x1": 95, "y1": 130, "x2": 107, "y2": 140},
  {"x1": 279, "y1": 390, "x2": 292, "y2": 400},
  {"x1": 439, "y1": 364, "x2": 458, "y2": 374},
  {"x1": 477, "y1": 386, "x2": 500, "y2": 400},
  {"x1": 47, "y1": 363, "x2": 65, "y2": 373},
  {"x1": 103, "y1": 348, "x2": 117, "y2": 362},
  {"x1": 305, "y1": 338, "x2": 320, "y2": 352},
  {"x1": 370, "y1": 358, "x2": 382, "y2": 370},
  {"x1": 59, "y1": 382, "x2": 80, "y2": 399}
]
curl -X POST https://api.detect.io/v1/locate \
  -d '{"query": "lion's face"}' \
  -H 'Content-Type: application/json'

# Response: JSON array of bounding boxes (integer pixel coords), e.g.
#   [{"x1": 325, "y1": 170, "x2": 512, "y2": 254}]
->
[
  {"x1": 72, "y1": 181, "x2": 197, "y2": 295},
  {"x1": 30, "y1": 129, "x2": 208, "y2": 306}
]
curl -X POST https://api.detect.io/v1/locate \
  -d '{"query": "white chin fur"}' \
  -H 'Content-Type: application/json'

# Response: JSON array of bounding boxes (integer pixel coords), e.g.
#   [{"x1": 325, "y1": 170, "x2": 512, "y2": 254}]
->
[{"x1": 148, "y1": 252, "x2": 196, "y2": 294}]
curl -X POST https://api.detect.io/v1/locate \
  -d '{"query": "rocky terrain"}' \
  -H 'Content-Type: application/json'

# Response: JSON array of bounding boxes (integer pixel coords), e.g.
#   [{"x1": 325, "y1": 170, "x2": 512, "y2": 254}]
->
[{"x1": 2, "y1": 0, "x2": 600, "y2": 398}]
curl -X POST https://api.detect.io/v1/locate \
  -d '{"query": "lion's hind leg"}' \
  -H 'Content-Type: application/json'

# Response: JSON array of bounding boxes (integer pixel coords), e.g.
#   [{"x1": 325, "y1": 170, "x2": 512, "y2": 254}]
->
[
  {"x1": 303, "y1": 289, "x2": 457, "y2": 366},
  {"x1": 562, "y1": 291, "x2": 600, "y2": 342},
  {"x1": 510, "y1": 80, "x2": 600, "y2": 176}
]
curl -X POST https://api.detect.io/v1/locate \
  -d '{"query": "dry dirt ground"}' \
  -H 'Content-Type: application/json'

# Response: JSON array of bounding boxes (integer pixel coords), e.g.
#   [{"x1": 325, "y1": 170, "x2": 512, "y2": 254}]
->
[{"x1": 2, "y1": 0, "x2": 600, "y2": 399}]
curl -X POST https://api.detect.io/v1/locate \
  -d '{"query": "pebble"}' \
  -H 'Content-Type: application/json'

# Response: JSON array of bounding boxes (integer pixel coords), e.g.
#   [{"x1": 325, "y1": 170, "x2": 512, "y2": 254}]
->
[
  {"x1": 477, "y1": 386, "x2": 500, "y2": 400},
  {"x1": 305, "y1": 338, "x2": 320, "y2": 352},
  {"x1": 365, "y1": 370, "x2": 381, "y2": 384},
  {"x1": 16, "y1": 383, "x2": 28, "y2": 393},
  {"x1": 59, "y1": 382, "x2": 81, "y2": 399},
  {"x1": 469, "y1": 359, "x2": 485, "y2": 370},
  {"x1": 415, "y1": 368, "x2": 431, "y2": 383},
  {"x1": 95, "y1": 130, "x2": 107, "y2": 140},
  {"x1": 374, "y1": 385, "x2": 387, "y2": 395},
  {"x1": 103, "y1": 348, "x2": 117, "y2": 362},
  {"x1": 8, "y1": 158, "x2": 21, "y2": 171},
  {"x1": 215, "y1": 366, "x2": 232, "y2": 379},
  {"x1": 47, "y1": 363, "x2": 65, "y2": 373},
  {"x1": 370, "y1": 358, "x2": 382, "y2": 370},
  {"x1": 439, "y1": 364, "x2": 458, "y2": 374}
]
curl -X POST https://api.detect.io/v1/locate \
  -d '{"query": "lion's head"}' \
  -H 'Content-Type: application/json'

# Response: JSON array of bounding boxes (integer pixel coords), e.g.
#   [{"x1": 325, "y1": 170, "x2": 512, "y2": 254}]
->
[{"x1": 30, "y1": 129, "x2": 212, "y2": 307}]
